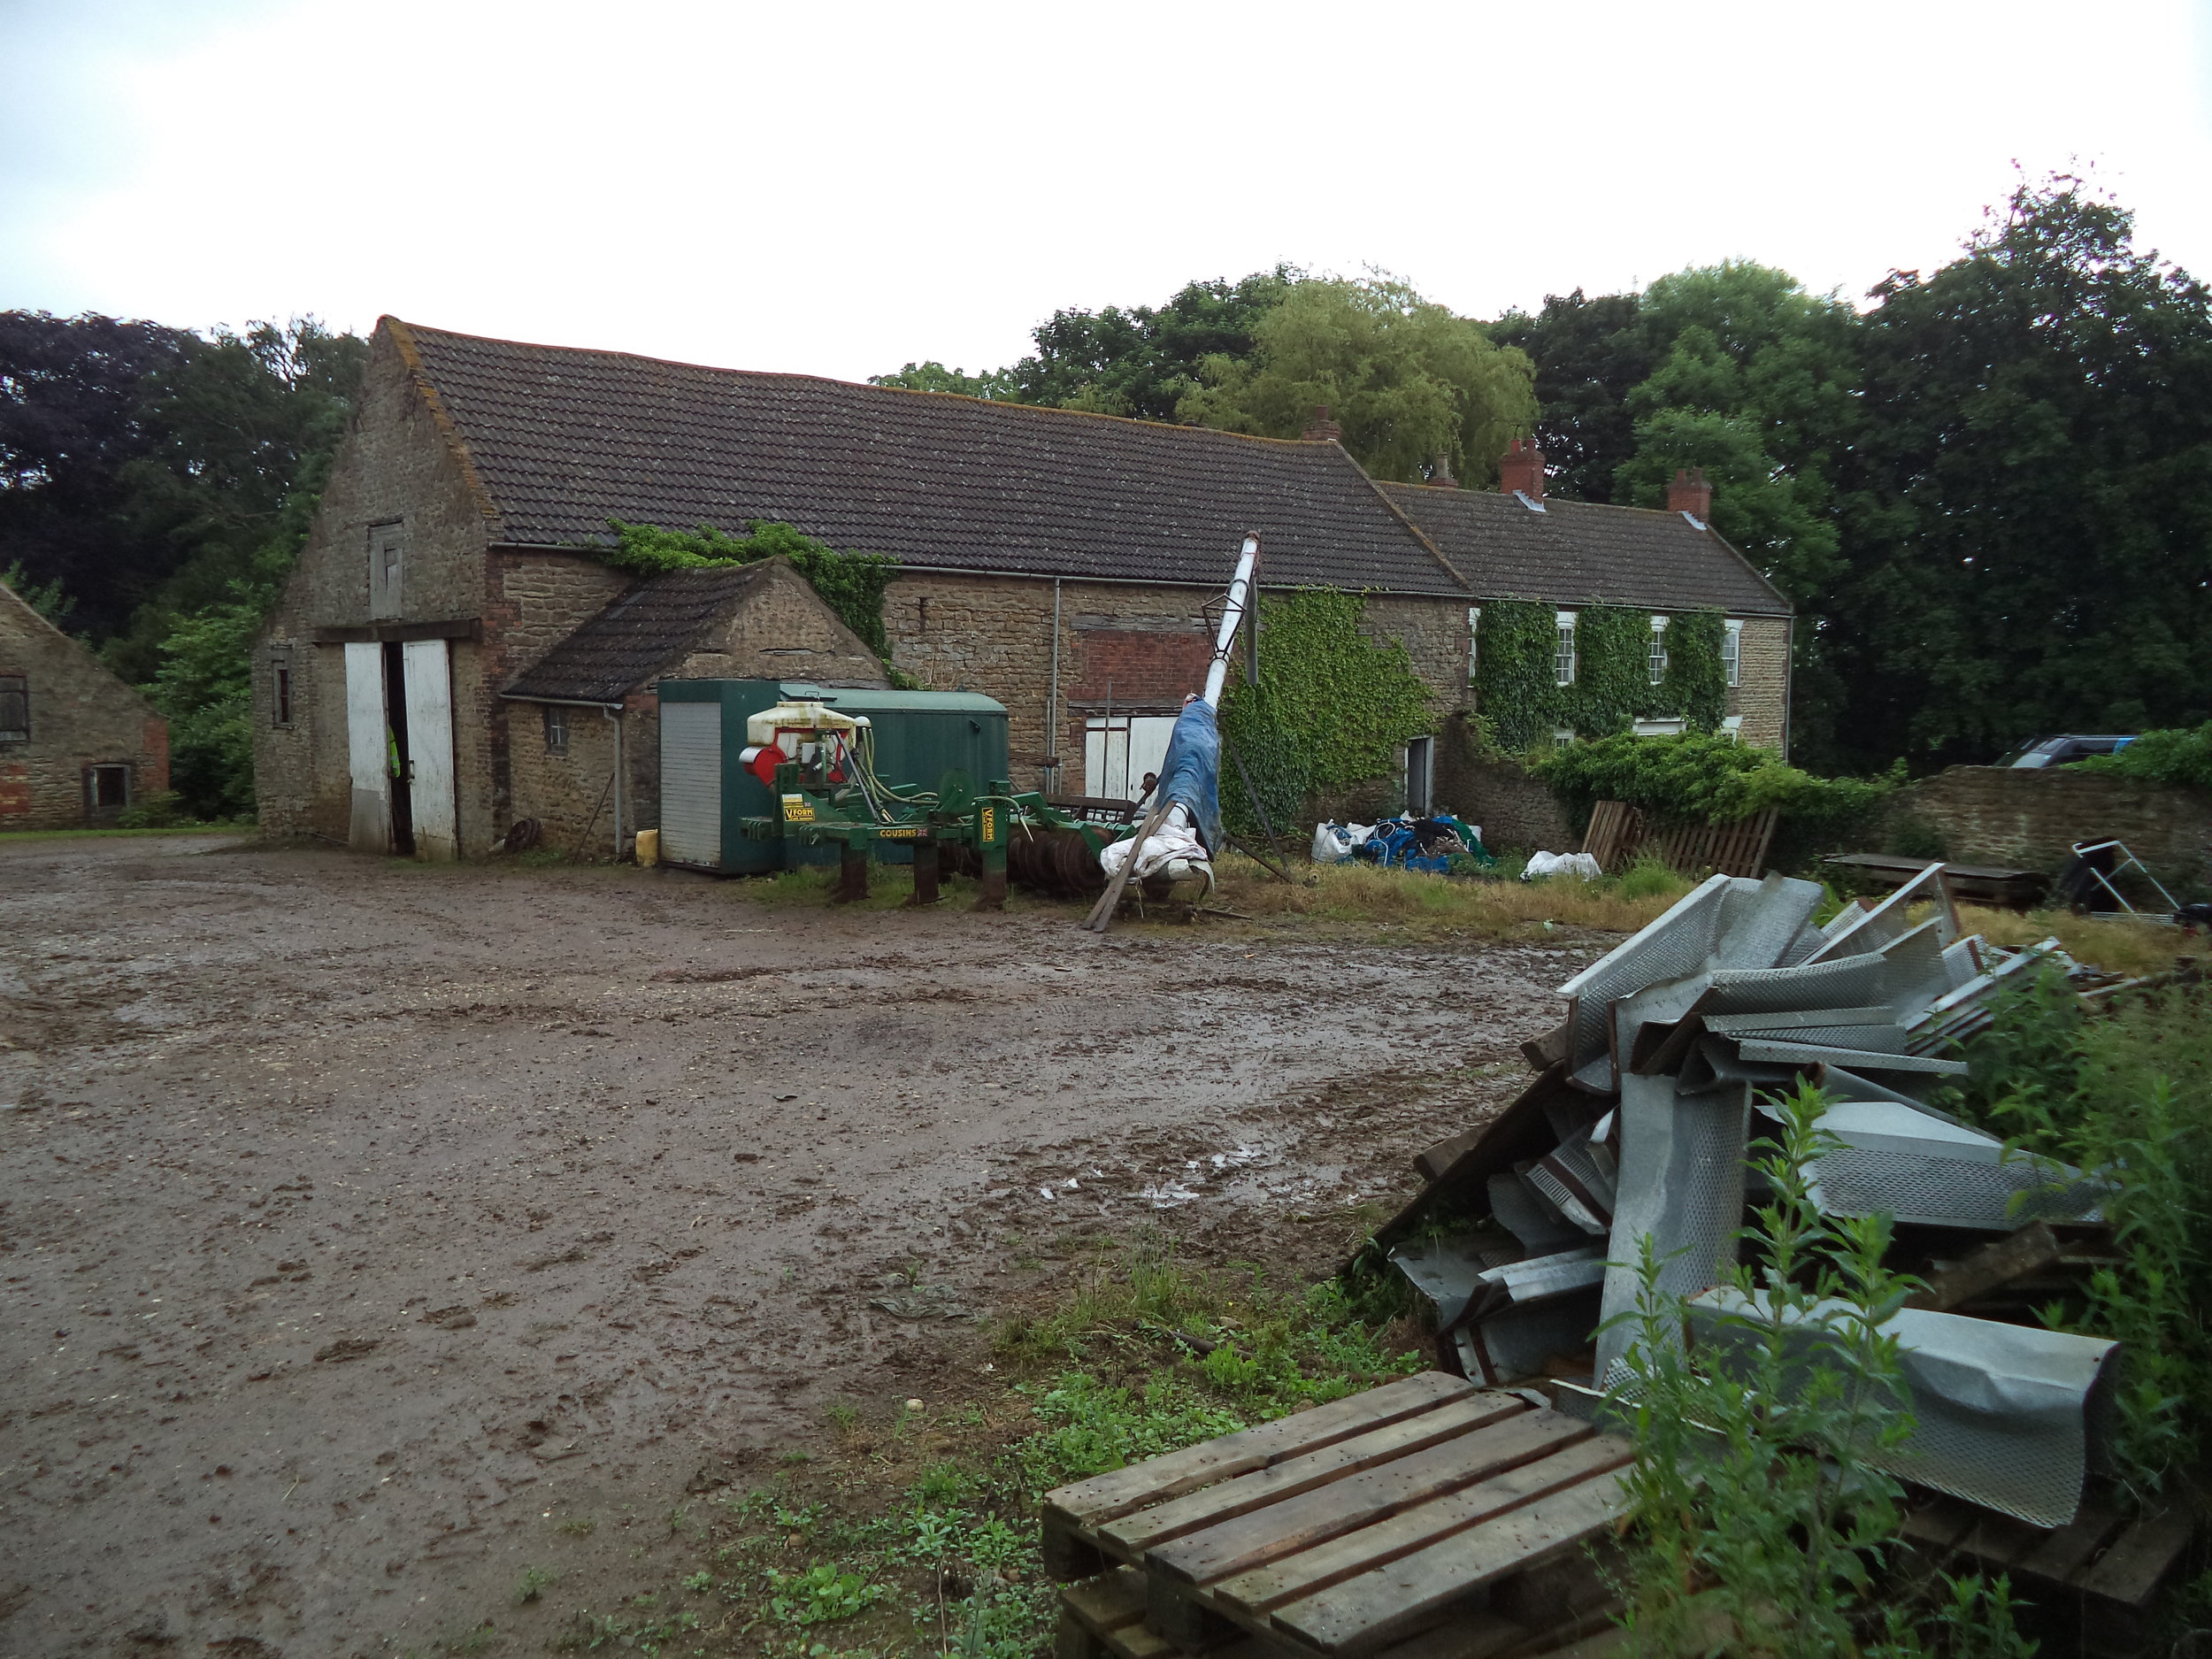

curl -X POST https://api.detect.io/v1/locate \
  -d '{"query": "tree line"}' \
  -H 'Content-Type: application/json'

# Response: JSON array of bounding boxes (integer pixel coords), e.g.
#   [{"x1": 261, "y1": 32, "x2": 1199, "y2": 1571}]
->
[
  {"x1": 879, "y1": 177, "x2": 2212, "y2": 774},
  {"x1": 4, "y1": 174, "x2": 2206, "y2": 814}
]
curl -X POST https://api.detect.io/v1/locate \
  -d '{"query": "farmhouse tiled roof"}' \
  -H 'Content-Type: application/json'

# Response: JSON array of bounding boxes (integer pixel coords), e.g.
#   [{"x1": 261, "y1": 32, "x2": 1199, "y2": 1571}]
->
[
  {"x1": 386, "y1": 319, "x2": 1469, "y2": 596},
  {"x1": 500, "y1": 562, "x2": 888, "y2": 704},
  {"x1": 1379, "y1": 482, "x2": 1791, "y2": 618}
]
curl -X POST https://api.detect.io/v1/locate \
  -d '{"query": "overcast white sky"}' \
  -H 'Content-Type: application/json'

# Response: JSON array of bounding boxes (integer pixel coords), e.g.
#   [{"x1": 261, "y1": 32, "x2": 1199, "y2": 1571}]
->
[{"x1": 4, "y1": 0, "x2": 2209, "y2": 382}]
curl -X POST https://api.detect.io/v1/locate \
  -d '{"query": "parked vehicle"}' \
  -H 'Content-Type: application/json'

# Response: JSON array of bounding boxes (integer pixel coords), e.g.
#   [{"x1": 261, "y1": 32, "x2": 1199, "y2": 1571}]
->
[{"x1": 1994, "y1": 733, "x2": 2138, "y2": 768}]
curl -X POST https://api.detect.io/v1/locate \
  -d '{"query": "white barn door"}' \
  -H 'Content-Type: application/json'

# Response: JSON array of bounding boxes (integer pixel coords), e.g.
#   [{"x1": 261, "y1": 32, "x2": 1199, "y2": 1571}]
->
[
  {"x1": 402, "y1": 639, "x2": 458, "y2": 861},
  {"x1": 1083, "y1": 715, "x2": 1177, "y2": 802},
  {"x1": 344, "y1": 642, "x2": 391, "y2": 854}
]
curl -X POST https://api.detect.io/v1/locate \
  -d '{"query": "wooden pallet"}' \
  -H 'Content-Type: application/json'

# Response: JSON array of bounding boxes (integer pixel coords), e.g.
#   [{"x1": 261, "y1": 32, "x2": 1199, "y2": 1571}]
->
[
  {"x1": 1579, "y1": 801, "x2": 1778, "y2": 879},
  {"x1": 1901, "y1": 1492, "x2": 2193, "y2": 1655},
  {"x1": 1043, "y1": 1372, "x2": 1633, "y2": 1659}
]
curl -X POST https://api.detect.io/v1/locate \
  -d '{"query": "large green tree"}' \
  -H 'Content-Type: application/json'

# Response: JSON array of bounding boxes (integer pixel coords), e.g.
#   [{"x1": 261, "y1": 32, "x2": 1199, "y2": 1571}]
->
[
  {"x1": 107, "y1": 319, "x2": 367, "y2": 680},
  {"x1": 1487, "y1": 289, "x2": 1653, "y2": 503},
  {"x1": 1611, "y1": 262, "x2": 1859, "y2": 611},
  {"x1": 1829, "y1": 179, "x2": 2212, "y2": 769},
  {"x1": 0, "y1": 311, "x2": 191, "y2": 636},
  {"x1": 1008, "y1": 268, "x2": 1296, "y2": 419},
  {"x1": 1176, "y1": 275, "x2": 1537, "y2": 483}
]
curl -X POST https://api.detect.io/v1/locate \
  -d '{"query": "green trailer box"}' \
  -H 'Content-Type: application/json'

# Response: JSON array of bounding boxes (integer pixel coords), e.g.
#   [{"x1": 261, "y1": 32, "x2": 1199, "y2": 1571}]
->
[{"x1": 655, "y1": 680, "x2": 1010, "y2": 872}]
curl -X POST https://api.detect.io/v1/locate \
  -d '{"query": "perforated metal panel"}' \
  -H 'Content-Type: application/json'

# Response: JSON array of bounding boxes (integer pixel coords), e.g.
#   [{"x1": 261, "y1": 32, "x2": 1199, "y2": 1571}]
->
[
  {"x1": 658, "y1": 701, "x2": 723, "y2": 869},
  {"x1": 1594, "y1": 1076, "x2": 1751, "y2": 1386},
  {"x1": 1689, "y1": 1290, "x2": 2120, "y2": 1528},
  {"x1": 1557, "y1": 874, "x2": 1738, "y2": 1073},
  {"x1": 1806, "y1": 1145, "x2": 2105, "y2": 1230}
]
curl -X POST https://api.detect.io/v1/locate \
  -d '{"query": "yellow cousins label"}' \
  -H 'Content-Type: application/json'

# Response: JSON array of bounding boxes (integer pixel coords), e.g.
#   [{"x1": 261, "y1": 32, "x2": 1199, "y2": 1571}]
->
[{"x1": 780, "y1": 794, "x2": 815, "y2": 823}]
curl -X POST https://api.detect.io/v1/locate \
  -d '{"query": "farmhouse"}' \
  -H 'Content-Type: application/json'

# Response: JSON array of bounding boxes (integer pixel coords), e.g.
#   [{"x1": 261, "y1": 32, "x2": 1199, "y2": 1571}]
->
[
  {"x1": 252, "y1": 319, "x2": 1793, "y2": 859},
  {"x1": 0, "y1": 579, "x2": 169, "y2": 829}
]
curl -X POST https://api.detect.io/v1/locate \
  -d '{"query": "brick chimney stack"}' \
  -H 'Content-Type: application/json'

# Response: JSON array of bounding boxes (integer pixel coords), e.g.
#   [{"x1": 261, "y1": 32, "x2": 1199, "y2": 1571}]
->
[
  {"x1": 1429, "y1": 450, "x2": 1457, "y2": 488},
  {"x1": 1302, "y1": 404, "x2": 1342, "y2": 443},
  {"x1": 1667, "y1": 466, "x2": 1713, "y2": 523},
  {"x1": 1498, "y1": 438, "x2": 1545, "y2": 501}
]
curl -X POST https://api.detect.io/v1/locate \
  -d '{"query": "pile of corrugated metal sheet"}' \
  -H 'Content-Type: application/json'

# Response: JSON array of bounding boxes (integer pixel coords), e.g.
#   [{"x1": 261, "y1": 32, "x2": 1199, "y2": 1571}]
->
[{"x1": 1372, "y1": 864, "x2": 2156, "y2": 1548}]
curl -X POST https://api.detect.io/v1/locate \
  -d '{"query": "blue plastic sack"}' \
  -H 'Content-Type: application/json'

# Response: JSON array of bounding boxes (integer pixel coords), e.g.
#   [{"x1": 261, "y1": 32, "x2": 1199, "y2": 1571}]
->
[{"x1": 1154, "y1": 701, "x2": 1224, "y2": 854}]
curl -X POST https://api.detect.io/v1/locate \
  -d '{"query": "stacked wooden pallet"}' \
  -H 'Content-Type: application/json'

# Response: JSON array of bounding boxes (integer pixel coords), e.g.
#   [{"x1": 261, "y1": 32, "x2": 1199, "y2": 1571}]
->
[
  {"x1": 1901, "y1": 1493, "x2": 2194, "y2": 1658},
  {"x1": 1044, "y1": 1372, "x2": 1633, "y2": 1659},
  {"x1": 1579, "y1": 800, "x2": 1779, "y2": 879}
]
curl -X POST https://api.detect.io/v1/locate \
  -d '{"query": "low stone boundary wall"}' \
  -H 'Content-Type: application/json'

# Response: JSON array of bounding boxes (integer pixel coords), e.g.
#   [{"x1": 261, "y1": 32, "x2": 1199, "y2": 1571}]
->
[{"x1": 1886, "y1": 766, "x2": 2211, "y2": 886}]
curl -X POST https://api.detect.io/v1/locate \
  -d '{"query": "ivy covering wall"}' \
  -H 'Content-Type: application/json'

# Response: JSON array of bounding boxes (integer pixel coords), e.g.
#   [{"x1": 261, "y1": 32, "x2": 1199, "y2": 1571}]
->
[
  {"x1": 1218, "y1": 589, "x2": 1433, "y2": 836},
  {"x1": 606, "y1": 519, "x2": 901, "y2": 662},
  {"x1": 1473, "y1": 598, "x2": 1729, "y2": 750}
]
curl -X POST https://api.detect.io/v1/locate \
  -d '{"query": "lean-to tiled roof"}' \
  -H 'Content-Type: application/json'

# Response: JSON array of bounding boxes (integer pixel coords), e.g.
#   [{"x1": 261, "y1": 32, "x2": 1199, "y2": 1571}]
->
[
  {"x1": 387, "y1": 319, "x2": 1467, "y2": 596},
  {"x1": 1379, "y1": 483, "x2": 1791, "y2": 618},
  {"x1": 500, "y1": 563, "x2": 887, "y2": 703}
]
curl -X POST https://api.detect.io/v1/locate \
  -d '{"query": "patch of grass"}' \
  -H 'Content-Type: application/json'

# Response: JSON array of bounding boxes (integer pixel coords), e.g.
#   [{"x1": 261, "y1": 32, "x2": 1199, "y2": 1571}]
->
[
  {"x1": 514, "y1": 1235, "x2": 1417, "y2": 1659},
  {"x1": 1209, "y1": 853, "x2": 1695, "y2": 940},
  {"x1": 553, "y1": 1516, "x2": 595, "y2": 1536},
  {"x1": 1959, "y1": 902, "x2": 2204, "y2": 980},
  {"x1": 515, "y1": 1564, "x2": 557, "y2": 1603}
]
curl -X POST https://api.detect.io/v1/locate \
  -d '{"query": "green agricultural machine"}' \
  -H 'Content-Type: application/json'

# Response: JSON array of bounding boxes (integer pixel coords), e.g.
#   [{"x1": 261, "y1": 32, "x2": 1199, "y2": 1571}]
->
[{"x1": 730, "y1": 695, "x2": 1125, "y2": 907}]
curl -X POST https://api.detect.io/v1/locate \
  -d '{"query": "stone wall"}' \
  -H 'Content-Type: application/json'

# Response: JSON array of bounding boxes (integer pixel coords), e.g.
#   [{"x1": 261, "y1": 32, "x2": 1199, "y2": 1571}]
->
[
  {"x1": 1431, "y1": 724, "x2": 1575, "y2": 853},
  {"x1": 1731, "y1": 616, "x2": 1790, "y2": 753},
  {"x1": 882, "y1": 572, "x2": 1478, "y2": 797},
  {"x1": 1886, "y1": 765, "x2": 2212, "y2": 887},
  {"x1": 0, "y1": 587, "x2": 169, "y2": 829}
]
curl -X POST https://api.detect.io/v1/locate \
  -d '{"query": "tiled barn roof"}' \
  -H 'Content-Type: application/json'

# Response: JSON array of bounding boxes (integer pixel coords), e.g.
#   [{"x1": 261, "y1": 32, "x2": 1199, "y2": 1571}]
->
[
  {"x1": 386, "y1": 319, "x2": 1471, "y2": 596},
  {"x1": 1379, "y1": 482, "x2": 1792, "y2": 618},
  {"x1": 500, "y1": 562, "x2": 887, "y2": 704}
]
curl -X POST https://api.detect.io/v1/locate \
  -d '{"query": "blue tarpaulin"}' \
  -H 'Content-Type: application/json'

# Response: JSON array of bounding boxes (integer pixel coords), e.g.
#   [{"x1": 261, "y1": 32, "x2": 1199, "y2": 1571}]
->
[{"x1": 1154, "y1": 700, "x2": 1224, "y2": 854}]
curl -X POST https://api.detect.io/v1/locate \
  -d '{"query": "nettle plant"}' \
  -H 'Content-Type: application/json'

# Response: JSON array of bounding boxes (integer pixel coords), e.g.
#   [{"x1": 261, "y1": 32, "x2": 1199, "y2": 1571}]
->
[{"x1": 1605, "y1": 1084, "x2": 2032, "y2": 1659}]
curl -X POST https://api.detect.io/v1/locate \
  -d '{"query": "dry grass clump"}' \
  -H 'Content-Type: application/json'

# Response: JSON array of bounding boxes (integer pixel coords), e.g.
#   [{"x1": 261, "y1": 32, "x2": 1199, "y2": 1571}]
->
[
  {"x1": 1208, "y1": 854, "x2": 1696, "y2": 941},
  {"x1": 1959, "y1": 903, "x2": 2205, "y2": 980}
]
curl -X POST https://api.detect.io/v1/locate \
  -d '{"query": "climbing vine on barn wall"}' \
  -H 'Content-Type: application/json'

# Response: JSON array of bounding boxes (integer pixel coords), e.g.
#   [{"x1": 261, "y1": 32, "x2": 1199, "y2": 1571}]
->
[
  {"x1": 1475, "y1": 599, "x2": 1728, "y2": 750},
  {"x1": 1219, "y1": 589, "x2": 1434, "y2": 834}
]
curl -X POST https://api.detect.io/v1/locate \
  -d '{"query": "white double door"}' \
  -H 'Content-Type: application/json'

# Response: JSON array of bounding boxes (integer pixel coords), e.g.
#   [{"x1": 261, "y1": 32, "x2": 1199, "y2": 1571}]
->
[
  {"x1": 1083, "y1": 715, "x2": 1177, "y2": 803},
  {"x1": 344, "y1": 639, "x2": 457, "y2": 860}
]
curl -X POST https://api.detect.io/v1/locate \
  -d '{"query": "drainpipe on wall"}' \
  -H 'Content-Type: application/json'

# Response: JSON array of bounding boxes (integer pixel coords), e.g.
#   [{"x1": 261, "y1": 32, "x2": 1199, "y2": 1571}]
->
[
  {"x1": 605, "y1": 703, "x2": 624, "y2": 861},
  {"x1": 1046, "y1": 577, "x2": 1062, "y2": 793},
  {"x1": 1781, "y1": 616, "x2": 1795, "y2": 764}
]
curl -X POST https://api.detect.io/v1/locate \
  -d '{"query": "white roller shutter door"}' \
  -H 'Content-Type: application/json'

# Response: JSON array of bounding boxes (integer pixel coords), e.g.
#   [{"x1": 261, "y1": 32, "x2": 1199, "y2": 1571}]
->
[{"x1": 658, "y1": 702, "x2": 722, "y2": 868}]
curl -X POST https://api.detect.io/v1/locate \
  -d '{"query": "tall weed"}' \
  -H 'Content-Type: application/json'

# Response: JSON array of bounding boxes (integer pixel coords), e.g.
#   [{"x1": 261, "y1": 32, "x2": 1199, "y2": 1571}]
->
[
  {"x1": 1945, "y1": 970, "x2": 2212, "y2": 1501},
  {"x1": 1608, "y1": 1083, "x2": 2031, "y2": 1657}
]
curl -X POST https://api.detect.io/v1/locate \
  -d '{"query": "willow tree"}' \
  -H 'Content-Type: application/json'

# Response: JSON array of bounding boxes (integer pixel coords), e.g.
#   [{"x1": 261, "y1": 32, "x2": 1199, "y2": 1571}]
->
[{"x1": 1175, "y1": 275, "x2": 1537, "y2": 484}]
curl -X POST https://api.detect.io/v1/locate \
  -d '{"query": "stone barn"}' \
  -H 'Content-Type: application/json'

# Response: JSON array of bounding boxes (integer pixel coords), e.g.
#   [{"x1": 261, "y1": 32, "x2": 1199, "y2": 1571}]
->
[
  {"x1": 253, "y1": 318, "x2": 1794, "y2": 858},
  {"x1": 0, "y1": 580, "x2": 169, "y2": 829}
]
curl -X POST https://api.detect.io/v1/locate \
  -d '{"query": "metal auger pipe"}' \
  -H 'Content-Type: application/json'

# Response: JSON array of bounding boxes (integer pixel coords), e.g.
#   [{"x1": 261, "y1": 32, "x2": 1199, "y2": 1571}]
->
[{"x1": 1201, "y1": 534, "x2": 1260, "y2": 710}]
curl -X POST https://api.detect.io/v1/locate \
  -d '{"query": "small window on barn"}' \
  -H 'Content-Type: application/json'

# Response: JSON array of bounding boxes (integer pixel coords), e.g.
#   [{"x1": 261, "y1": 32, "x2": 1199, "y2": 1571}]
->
[
  {"x1": 1466, "y1": 606, "x2": 1481, "y2": 686},
  {"x1": 1723, "y1": 619, "x2": 1743, "y2": 688},
  {"x1": 85, "y1": 764, "x2": 129, "y2": 813},
  {"x1": 544, "y1": 705, "x2": 569, "y2": 757},
  {"x1": 1554, "y1": 612, "x2": 1578, "y2": 687},
  {"x1": 368, "y1": 521, "x2": 403, "y2": 619},
  {"x1": 272, "y1": 658, "x2": 294, "y2": 728},
  {"x1": 0, "y1": 673, "x2": 26, "y2": 741},
  {"x1": 1647, "y1": 616, "x2": 1670, "y2": 686}
]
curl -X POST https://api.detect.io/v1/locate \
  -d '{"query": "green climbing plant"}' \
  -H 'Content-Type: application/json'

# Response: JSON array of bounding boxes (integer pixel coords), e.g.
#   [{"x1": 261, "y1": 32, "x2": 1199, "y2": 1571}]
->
[
  {"x1": 604, "y1": 519, "x2": 902, "y2": 664},
  {"x1": 1662, "y1": 608, "x2": 1729, "y2": 732},
  {"x1": 1474, "y1": 599, "x2": 1729, "y2": 749},
  {"x1": 1217, "y1": 590, "x2": 1433, "y2": 835}
]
